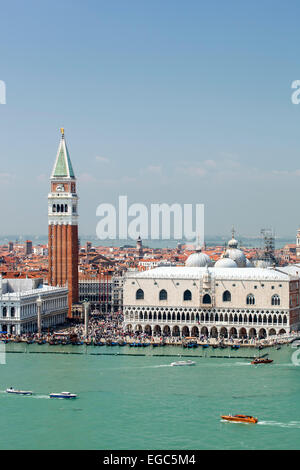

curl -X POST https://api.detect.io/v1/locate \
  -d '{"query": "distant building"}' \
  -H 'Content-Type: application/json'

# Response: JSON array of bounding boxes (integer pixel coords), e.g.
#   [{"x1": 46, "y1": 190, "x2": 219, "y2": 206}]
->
[
  {"x1": 296, "y1": 229, "x2": 300, "y2": 259},
  {"x1": 78, "y1": 275, "x2": 124, "y2": 314},
  {"x1": 25, "y1": 240, "x2": 33, "y2": 256},
  {"x1": 0, "y1": 277, "x2": 68, "y2": 335},
  {"x1": 8, "y1": 242, "x2": 14, "y2": 252},
  {"x1": 136, "y1": 236, "x2": 143, "y2": 259}
]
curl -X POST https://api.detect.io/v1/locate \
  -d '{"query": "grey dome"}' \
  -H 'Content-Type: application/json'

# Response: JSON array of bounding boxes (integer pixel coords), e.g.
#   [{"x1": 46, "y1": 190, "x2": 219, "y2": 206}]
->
[
  {"x1": 185, "y1": 249, "x2": 212, "y2": 267},
  {"x1": 245, "y1": 258, "x2": 254, "y2": 267},
  {"x1": 228, "y1": 237, "x2": 238, "y2": 248},
  {"x1": 225, "y1": 248, "x2": 247, "y2": 267},
  {"x1": 214, "y1": 257, "x2": 238, "y2": 268}
]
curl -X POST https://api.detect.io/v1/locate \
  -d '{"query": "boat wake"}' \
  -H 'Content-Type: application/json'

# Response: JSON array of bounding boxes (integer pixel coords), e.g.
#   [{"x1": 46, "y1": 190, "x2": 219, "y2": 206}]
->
[
  {"x1": 257, "y1": 420, "x2": 300, "y2": 429},
  {"x1": 234, "y1": 362, "x2": 251, "y2": 366},
  {"x1": 31, "y1": 394, "x2": 49, "y2": 399}
]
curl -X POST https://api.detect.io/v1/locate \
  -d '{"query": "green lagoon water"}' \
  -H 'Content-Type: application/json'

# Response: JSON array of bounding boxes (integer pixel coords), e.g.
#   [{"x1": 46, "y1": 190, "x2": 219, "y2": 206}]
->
[{"x1": 1, "y1": 343, "x2": 300, "y2": 450}]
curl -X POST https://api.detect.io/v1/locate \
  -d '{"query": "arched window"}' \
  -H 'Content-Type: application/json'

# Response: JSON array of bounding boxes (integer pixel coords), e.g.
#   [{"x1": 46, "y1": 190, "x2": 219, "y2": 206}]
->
[
  {"x1": 65, "y1": 204, "x2": 68, "y2": 212},
  {"x1": 57, "y1": 204, "x2": 60, "y2": 213},
  {"x1": 2, "y1": 307, "x2": 7, "y2": 317},
  {"x1": 183, "y1": 290, "x2": 192, "y2": 301},
  {"x1": 52, "y1": 204, "x2": 56, "y2": 213},
  {"x1": 271, "y1": 294, "x2": 280, "y2": 306},
  {"x1": 136, "y1": 289, "x2": 144, "y2": 300},
  {"x1": 222, "y1": 290, "x2": 231, "y2": 302},
  {"x1": 246, "y1": 294, "x2": 255, "y2": 305},
  {"x1": 159, "y1": 289, "x2": 167, "y2": 301},
  {"x1": 61, "y1": 204, "x2": 64, "y2": 213},
  {"x1": 11, "y1": 307, "x2": 15, "y2": 317},
  {"x1": 203, "y1": 294, "x2": 211, "y2": 304}
]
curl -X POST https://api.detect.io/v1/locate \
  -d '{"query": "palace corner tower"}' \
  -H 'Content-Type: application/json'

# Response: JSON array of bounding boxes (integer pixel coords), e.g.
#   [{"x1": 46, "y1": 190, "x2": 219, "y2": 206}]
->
[{"x1": 48, "y1": 129, "x2": 79, "y2": 317}]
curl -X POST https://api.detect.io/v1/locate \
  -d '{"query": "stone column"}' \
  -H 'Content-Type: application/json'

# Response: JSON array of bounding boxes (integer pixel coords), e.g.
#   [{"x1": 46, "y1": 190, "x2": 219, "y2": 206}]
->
[
  {"x1": 84, "y1": 301, "x2": 90, "y2": 339},
  {"x1": 36, "y1": 296, "x2": 43, "y2": 337}
]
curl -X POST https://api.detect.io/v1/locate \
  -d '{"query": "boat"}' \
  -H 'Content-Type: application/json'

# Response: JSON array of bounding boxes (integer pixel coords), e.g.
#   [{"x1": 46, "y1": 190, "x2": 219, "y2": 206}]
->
[
  {"x1": 49, "y1": 391, "x2": 77, "y2": 399},
  {"x1": 6, "y1": 387, "x2": 33, "y2": 396},
  {"x1": 170, "y1": 360, "x2": 196, "y2": 366},
  {"x1": 202, "y1": 344, "x2": 209, "y2": 348},
  {"x1": 231, "y1": 344, "x2": 240, "y2": 350},
  {"x1": 251, "y1": 358, "x2": 273, "y2": 365},
  {"x1": 221, "y1": 414, "x2": 258, "y2": 424}
]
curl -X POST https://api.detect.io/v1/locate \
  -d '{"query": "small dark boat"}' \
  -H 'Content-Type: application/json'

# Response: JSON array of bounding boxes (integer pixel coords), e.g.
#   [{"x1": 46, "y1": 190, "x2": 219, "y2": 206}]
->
[
  {"x1": 231, "y1": 345, "x2": 240, "y2": 350},
  {"x1": 187, "y1": 342, "x2": 198, "y2": 348},
  {"x1": 202, "y1": 344, "x2": 209, "y2": 349},
  {"x1": 212, "y1": 344, "x2": 219, "y2": 349},
  {"x1": 94, "y1": 342, "x2": 104, "y2": 346},
  {"x1": 118, "y1": 341, "x2": 126, "y2": 346},
  {"x1": 152, "y1": 343, "x2": 159, "y2": 347}
]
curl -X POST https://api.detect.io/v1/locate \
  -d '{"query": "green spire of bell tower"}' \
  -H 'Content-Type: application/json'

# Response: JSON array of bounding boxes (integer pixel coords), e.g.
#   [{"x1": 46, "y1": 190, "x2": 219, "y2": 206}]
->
[{"x1": 51, "y1": 128, "x2": 75, "y2": 179}]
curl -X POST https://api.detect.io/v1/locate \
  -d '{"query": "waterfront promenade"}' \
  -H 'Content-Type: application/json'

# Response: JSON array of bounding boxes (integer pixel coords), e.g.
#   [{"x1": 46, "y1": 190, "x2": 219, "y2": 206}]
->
[{"x1": 0, "y1": 313, "x2": 298, "y2": 349}]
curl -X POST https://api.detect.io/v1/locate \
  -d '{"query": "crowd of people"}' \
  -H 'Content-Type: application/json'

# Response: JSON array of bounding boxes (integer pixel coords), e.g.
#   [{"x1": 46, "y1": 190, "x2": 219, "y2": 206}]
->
[{"x1": 0, "y1": 312, "x2": 297, "y2": 347}]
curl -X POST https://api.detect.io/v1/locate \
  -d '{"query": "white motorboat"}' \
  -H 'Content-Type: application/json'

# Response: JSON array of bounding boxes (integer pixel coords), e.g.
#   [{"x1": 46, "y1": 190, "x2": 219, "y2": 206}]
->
[
  {"x1": 6, "y1": 387, "x2": 33, "y2": 395},
  {"x1": 170, "y1": 360, "x2": 196, "y2": 366},
  {"x1": 49, "y1": 391, "x2": 77, "y2": 399}
]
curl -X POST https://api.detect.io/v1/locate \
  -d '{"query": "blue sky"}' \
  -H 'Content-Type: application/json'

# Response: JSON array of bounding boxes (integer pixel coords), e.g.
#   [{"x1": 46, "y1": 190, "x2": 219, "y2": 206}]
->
[{"x1": 0, "y1": 0, "x2": 300, "y2": 239}]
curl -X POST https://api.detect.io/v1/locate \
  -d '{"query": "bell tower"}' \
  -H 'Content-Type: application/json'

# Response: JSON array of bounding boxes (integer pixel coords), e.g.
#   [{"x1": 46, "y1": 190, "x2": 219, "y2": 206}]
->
[{"x1": 48, "y1": 128, "x2": 79, "y2": 317}]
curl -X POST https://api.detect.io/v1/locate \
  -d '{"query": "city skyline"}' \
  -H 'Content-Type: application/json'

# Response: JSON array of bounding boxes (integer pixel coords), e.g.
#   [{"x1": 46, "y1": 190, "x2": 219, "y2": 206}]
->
[{"x1": 1, "y1": 0, "x2": 300, "y2": 238}]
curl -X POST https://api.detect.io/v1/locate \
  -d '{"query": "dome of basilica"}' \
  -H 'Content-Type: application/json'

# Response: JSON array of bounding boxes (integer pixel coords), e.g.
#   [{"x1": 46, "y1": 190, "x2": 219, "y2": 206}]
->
[
  {"x1": 224, "y1": 233, "x2": 247, "y2": 268},
  {"x1": 214, "y1": 257, "x2": 238, "y2": 268},
  {"x1": 185, "y1": 247, "x2": 212, "y2": 267},
  {"x1": 245, "y1": 258, "x2": 254, "y2": 267}
]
